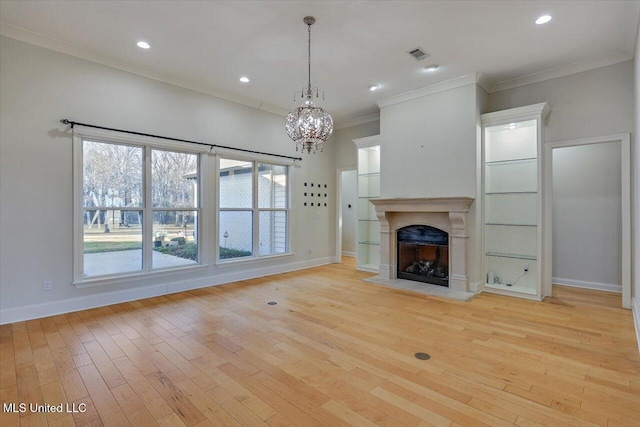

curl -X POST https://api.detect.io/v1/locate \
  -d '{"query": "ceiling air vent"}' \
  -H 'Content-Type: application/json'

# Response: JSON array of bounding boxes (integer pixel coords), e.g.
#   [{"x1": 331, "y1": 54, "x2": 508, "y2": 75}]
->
[{"x1": 407, "y1": 47, "x2": 429, "y2": 61}]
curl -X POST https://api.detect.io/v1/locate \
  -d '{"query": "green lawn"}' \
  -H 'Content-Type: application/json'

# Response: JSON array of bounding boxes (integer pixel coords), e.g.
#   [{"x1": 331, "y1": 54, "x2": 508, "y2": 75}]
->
[{"x1": 84, "y1": 241, "x2": 142, "y2": 253}]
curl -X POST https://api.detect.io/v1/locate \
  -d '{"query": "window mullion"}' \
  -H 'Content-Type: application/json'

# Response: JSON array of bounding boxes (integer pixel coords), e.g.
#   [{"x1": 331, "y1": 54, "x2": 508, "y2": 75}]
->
[
  {"x1": 143, "y1": 146, "x2": 153, "y2": 271},
  {"x1": 253, "y1": 160, "x2": 259, "y2": 256}
]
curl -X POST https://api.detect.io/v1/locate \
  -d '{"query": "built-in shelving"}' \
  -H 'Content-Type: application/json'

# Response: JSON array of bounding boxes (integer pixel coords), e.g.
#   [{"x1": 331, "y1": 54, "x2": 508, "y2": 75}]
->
[
  {"x1": 485, "y1": 252, "x2": 537, "y2": 260},
  {"x1": 481, "y1": 103, "x2": 550, "y2": 301},
  {"x1": 354, "y1": 135, "x2": 381, "y2": 273}
]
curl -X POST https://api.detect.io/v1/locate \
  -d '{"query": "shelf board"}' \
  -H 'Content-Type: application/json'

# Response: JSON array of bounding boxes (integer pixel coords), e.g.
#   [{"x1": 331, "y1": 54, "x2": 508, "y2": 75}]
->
[
  {"x1": 485, "y1": 191, "x2": 537, "y2": 195},
  {"x1": 486, "y1": 252, "x2": 536, "y2": 260},
  {"x1": 485, "y1": 157, "x2": 537, "y2": 166},
  {"x1": 359, "y1": 196, "x2": 380, "y2": 199},
  {"x1": 485, "y1": 282, "x2": 537, "y2": 296},
  {"x1": 358, "y1": 219, "x2": 378, "y2": 222},
  {"x1": 485, "y1": 223, "x2": 537, "y2": 227},
  {"x1": 358, "y1": 172, "x2": 381, "y2": 177},
  {"x1": 358, "y1": 241, "x2": 380, "y2": 246}
]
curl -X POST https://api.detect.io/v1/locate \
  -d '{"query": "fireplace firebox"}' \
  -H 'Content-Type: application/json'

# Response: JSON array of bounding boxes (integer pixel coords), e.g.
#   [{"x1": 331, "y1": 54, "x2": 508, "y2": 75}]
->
[{"x1": 397, "y1": 225, "x2": 449, "y2": 286}]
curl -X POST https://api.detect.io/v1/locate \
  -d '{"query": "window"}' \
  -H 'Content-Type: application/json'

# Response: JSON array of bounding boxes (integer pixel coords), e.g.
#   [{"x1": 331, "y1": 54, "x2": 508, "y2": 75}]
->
[
  {"x1": 82, "y1": 141, "x2": 144, "y2": 277},
  {"x1": 219, "y1": 158, "x2": 288, "y2": 260},
  {"x1": 151, "y1": 149, "x2": 199, "y2": 269},
  {"x1": 77, "y1": 138, "x2": 200, "y2": 280}
]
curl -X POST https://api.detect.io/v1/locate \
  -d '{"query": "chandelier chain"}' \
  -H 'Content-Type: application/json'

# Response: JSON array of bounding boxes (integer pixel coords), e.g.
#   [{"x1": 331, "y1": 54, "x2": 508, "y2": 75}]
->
[{"x1": 307, "y1": 22, "x2": 312, "y2": 96}]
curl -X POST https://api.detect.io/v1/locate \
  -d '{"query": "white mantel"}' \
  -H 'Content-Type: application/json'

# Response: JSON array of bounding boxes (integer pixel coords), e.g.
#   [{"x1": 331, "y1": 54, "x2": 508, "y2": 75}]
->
[{"x1": 370, "y1": 197, "x2": 474, "y2": 293}]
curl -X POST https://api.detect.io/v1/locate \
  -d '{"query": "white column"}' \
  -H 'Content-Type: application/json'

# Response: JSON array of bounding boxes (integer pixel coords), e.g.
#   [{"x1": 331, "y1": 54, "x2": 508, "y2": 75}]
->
[
  {"x1": 376, "y1": 210, "x2": 392, "y2": 279},
  {"x1": 448, "y1": 211, "x2": 469, "y2": 292}
]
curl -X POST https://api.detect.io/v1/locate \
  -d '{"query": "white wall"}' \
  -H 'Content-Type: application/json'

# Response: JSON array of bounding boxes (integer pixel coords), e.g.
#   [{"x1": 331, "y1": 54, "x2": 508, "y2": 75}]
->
[
  {"x1": 552, "y1": 143, "x2": 622, "y2": 290},
  {"x1": 489, "y1": 61, "x2": 634, "y2": 295},
  {"x1": 633, "y1": 19, "x2": 640, "y2": 326},
  {"x1": 332, "y1": 121, "x2": 380, "y2": 170},
  {"x1": 380, "y1": 84, "x2": 477, "y2": 198},
  {"x1": 489, "y1": 61, "x2": 634, "y2": 142},
  {"x1": 340, "y1": 170, "x2": 357, "y2": 255},
  {"x1": 0, "y1": 36, "x2": 337, "y2": 323}
]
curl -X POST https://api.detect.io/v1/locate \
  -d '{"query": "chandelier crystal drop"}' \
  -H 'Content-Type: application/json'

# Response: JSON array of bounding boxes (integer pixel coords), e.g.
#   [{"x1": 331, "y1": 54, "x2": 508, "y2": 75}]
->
[{"x1": 286, "y1": 16, "x2": 333, "y2": 154}]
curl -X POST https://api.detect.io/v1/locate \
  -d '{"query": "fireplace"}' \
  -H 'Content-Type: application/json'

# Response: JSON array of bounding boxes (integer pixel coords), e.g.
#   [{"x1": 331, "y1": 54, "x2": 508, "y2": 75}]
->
[
  {"x1": 397, "y1": 225, "x2": 449, "y2": 286},
  {"x1": 369, "y1": 197, "x2": 474, "y2": 294}
]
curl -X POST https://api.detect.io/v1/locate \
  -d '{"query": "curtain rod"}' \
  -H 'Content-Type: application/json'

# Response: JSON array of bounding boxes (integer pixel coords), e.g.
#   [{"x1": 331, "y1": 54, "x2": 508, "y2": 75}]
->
[{"x1": 60, "y1": 119, "x2": 303, "y2": 161}]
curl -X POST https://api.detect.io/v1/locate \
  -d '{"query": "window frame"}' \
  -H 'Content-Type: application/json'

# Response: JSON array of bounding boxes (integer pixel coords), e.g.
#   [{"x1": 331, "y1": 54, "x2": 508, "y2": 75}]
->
[
  {"x1": 73, "y1": 128, "x2": 207, "y2": 286},
  {"x1": 216, "y1": 154, "x2": 292, "y2": 263}
]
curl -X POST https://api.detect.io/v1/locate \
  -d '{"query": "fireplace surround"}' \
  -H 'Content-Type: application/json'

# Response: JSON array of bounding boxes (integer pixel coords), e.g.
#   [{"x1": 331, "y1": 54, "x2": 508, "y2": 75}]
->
[{"x1": 369, "y1": 197, "x2": 474, "y2": 294}]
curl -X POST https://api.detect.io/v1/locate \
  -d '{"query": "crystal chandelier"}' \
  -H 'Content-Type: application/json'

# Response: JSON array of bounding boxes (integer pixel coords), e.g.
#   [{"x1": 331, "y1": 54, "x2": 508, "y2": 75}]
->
[{"x1": 285, "y1": 16, "x2": 334, "y2": 154}]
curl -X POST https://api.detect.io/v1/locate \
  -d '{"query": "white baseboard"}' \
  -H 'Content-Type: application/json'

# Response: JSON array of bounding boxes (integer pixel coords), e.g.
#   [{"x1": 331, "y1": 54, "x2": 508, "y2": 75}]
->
[
  {"x1": 0, "y1": 257, "x2": 333, "y2": 325},
  {"x1": 341, "y1": 251, "x2": 356, "y2": 257},
  {"x1": 469, "y1": 281, "x2": 484, "y2": 293},
  {"x1": 552, "y1": 277, "x2": 621, "y2": 293},
  {"x1": 633, "y1": 297, "x2": 640, "y2": 355}
]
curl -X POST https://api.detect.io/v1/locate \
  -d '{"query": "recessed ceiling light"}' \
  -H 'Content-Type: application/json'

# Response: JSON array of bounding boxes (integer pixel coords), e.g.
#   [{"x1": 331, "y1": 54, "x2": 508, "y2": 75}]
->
[
  {"x1": 535, "y1": 15, "x2": 552, "y2": 25},
  {"x1": 239, "y1": 76, "x2": 250, "y2": 83},
  {"x1": 136, "y1": 41, "x2": 150, "y2": 49},
  {"x1": 424, "y1": 65, "x2": 439, "y2": 72},
  {"x1": 369, "y1": 84, "x2": 381, "y2": 92}
]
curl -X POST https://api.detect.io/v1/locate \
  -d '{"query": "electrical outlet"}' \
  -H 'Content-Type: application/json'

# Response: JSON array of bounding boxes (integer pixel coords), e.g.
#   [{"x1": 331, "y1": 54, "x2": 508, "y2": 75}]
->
[{"x1": 43, "y1": 281, "x2": 52, "y2": 291}]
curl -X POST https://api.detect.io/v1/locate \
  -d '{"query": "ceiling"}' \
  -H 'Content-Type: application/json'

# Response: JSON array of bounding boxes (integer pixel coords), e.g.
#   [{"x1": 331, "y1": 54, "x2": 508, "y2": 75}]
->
[{"x1": 1, "y1": 1, "x2": 639, "y2": 126}]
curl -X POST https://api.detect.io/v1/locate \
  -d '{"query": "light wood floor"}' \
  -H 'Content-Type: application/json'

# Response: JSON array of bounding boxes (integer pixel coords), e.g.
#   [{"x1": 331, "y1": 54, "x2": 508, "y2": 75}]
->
[{"x1": 1, "y1": 258, "x2": 639, "y2": 426}]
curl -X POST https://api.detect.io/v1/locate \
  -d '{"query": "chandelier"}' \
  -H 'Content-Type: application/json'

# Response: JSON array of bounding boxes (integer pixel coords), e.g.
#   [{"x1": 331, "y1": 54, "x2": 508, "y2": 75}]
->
[{"x1": 285, "y1": 16, "x2": 334, "y2": 154}]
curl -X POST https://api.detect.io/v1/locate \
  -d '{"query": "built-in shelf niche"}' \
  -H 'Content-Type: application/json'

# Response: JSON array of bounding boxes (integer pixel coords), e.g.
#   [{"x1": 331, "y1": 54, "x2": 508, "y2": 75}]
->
[
  {"x1": 481, "y1": 103, "x2": 549, "y2": 300},
  {"x1": 353, "y1": 135, "x2": 381, "y2": 272}
]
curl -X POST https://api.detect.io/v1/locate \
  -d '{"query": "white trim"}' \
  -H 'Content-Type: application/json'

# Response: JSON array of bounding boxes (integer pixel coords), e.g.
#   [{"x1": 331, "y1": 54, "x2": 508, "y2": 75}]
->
[
  {"x1": 0, "y1": 23, "x2": 289, "y2": 117},
  {"x1": 489, "y1": 52, "x2": 633, "y2": 93},
  {"x1": 335, "y1": 113, "x2": 380, "y2": 130},
  {"x1": 342, "y1": 251, "x2": 356, "y2": 257},
  {"x1": 72, "y1": 126, "x2": 211, "y2": 153},
  {"x1": 352, "y1": 135, "x2": 381, "y2": 149},
  {"x1": 553, "y1": 277, "x2": 622, "y2": 293},
  {"x1": 633, "y1": 297, "x2": 640, "y2": 354},
  {"x1": 481, "y1": 102, "x2": 550, "y2": 125},
  {"x1": 211, "y1": 146, "x2": 297, "y2": 165},
  {"x1": 376, "y1": 73, "x2": 482, "y2": 108},
  {"x1": 0, "y1": 257, "x2": 334, "y2": 325},
  {"x1": 335, "y1": 167, "x2": 357, "y2": 264},
  {"x1": 543, "y1": 134, "x2": 632, "y2": 309},
  {"x1": 469, "y1": 281, "x2": 484, "y2": 293}
]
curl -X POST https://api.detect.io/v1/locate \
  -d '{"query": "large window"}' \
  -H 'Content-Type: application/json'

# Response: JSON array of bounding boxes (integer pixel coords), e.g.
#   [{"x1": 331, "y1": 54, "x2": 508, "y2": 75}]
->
[
  {"x1": 78, "y1": 138, "x2": 200, "y2": 280},
  {"x1": 219, "y1": 158, "x2": 288, "y2": 260}
]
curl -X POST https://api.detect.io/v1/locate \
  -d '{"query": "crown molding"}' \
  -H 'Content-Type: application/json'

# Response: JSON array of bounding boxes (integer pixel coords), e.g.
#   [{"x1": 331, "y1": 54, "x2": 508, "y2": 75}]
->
[
  {"x1": 489, "y1": 52, "x2": 633, "y2": 93},
  {"x1": 376, "y1": 73, "x2": 482, "y2": 109},
  {"x1": 335, "y1": 112, "x2": 380, "y2": 130},
  {"x1": 0, "y1": 23, "x2": 289, "y2": 117}
]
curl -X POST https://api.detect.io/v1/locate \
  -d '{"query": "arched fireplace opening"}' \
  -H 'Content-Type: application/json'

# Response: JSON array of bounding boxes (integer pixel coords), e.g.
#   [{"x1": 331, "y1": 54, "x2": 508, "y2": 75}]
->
[{"x1": 397, "y1": 225, "x2": 449, "y2": 286}]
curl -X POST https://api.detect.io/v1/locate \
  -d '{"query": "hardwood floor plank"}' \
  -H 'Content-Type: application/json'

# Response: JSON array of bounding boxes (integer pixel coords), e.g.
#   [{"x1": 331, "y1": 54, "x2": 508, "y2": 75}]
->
[
  {"x1": 146, "y1": 370, "x2": 206, "y2": 426},
  {"x1": 76, "y1": 364, "x2": 130, "y2": 427}
]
